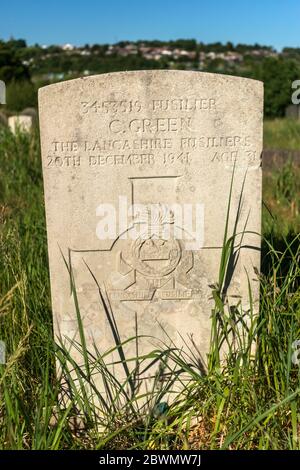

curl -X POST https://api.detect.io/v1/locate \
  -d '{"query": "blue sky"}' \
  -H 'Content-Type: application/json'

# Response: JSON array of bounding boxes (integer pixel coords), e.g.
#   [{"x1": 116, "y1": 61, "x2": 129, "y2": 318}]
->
[{"x1": 1, "y1": 0, "x2": 299, "y2": 50}]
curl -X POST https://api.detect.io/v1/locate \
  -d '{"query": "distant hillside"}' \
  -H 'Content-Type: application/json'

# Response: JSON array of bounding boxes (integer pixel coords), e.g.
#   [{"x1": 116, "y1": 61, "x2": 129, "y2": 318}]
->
[{"x1": 1, "y1": 38, "x2": 300, "y2": 117}]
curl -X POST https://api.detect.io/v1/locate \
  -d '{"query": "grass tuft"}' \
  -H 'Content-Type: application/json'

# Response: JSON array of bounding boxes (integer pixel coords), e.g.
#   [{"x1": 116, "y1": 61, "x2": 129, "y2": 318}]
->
[{"x1": 0, "y1": 125, "x2": 300, "y2": 449}]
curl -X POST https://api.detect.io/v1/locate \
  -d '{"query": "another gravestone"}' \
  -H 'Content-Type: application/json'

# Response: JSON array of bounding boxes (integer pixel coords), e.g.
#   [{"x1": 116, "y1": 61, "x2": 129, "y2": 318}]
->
[
  {"x1": 21, "y1": 107, "x2": 38, "y2": 124},
  {"x1": 8, "y1": 115, "x2": 33, "y2": 134},
  {"x1": 39, "y1": 71, "x2": 263, "y2": 397}
]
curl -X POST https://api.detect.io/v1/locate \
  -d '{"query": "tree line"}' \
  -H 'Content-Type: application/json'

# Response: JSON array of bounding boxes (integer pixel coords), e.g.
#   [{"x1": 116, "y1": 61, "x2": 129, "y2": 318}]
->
[{"x1": 1, "y1": 38, "x2": 300, "y2": 117}]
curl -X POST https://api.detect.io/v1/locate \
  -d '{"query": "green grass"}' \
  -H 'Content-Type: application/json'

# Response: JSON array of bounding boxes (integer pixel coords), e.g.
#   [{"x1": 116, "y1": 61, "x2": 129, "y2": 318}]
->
[
  {"x1": 0, "y1": 124, "x2": 300, "y2": 449},
  {"x1": 263, "y1": 160, "x2": 300, "y2": 236},
  {"x1": 264, "y1": 118, "x2": 300, "y2": 150}
]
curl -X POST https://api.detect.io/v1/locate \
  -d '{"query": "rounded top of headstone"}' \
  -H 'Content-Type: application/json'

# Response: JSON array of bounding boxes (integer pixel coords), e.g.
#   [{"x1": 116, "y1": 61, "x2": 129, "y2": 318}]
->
[{"x1": 38, "y1": 70, "x2": 263, "y2": 96}]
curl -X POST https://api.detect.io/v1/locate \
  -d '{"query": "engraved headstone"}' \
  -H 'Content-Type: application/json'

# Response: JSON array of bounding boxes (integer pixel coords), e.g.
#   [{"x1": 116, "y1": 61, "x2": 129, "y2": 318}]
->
[
  {"x1": 39, "y1": 71, "x2": 263, "y2": 398},
  {"x1": 8, "y1": 115, "x2": 33, "y2": 134}
]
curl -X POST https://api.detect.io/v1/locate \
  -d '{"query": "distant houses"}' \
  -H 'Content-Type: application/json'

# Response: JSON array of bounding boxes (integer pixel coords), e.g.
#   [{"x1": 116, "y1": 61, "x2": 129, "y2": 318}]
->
[
  {"x1": 35, "y1": 42, "x2": 278, "y2": 65},
  {"x1": 19, "y1": 41, "x2": 281, "y2": 79}
]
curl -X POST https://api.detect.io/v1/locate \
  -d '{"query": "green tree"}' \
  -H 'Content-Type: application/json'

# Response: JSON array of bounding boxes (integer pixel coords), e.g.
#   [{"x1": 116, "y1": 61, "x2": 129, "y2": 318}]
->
[
  {"x1": 0, "y1": 40, "x2": 30, "y2": 82},
  {"x1": 254, "y1": 57, "x2": 300, "y2": 117}
]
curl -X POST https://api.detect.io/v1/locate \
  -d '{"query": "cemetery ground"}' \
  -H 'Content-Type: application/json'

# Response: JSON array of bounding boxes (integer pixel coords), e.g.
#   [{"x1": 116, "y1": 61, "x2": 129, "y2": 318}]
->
[{"x1": 0, "y1": 118, "x2": 300, "y2": 450}]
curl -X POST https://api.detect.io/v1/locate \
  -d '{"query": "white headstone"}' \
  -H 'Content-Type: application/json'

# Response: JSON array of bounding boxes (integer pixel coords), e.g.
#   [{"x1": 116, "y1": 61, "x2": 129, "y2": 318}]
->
[{"x1": 39, "y1": 71, "x2": 263, "y2": 399}]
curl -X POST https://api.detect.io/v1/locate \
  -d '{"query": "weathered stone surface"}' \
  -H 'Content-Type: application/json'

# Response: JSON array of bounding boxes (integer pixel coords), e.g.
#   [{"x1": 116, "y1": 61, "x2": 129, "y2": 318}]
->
[
  {"x1": 8, "y1": 115, "x2": 32, "y2": 133},
  {"x1": 39, "y1": 71, "x2": 263, "y2": 396}
]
